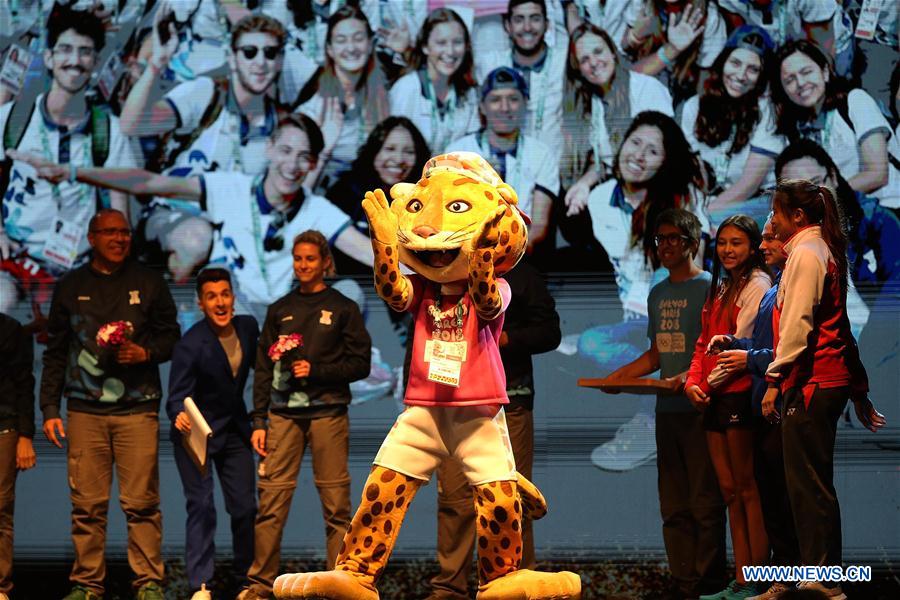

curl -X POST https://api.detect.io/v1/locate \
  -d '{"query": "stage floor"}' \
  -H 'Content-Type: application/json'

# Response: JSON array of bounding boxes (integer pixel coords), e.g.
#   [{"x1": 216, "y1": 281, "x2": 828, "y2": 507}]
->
[{"x1": 11, "y1": 558, "x2": 900, "y2": 599}]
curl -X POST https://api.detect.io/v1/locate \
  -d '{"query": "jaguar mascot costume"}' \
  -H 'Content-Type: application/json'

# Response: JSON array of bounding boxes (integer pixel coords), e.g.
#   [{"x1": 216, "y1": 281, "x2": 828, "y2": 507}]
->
[{"x1": 274, "y1": 152, "x2": 581, "y2": 600}]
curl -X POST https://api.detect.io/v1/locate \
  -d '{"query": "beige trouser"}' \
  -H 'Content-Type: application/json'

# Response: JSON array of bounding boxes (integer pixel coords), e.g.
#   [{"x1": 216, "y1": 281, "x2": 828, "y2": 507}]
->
[
  {"x1": 67, "y1": 411, "x2": 163, "y2": 595},
  {"x1": 0, "y1": 430, "x2": 18, "y2": 594},
  {"x1": 248, "y1": 412, "x2": 351, "y2": 597}
]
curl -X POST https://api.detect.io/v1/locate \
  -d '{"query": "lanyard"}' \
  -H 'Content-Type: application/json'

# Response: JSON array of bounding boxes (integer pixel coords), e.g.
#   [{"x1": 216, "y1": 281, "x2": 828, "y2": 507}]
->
[
  {"x1": 713, "y1": 125, "x2": 737, "y2": 187},
  {"x1": 248, "y1": 175, "x2": 274, "y2": 300},
  {"x1": 428, "y1": 286, "x2": 467, "y2": 341},
  {"x1": 776, "y1": 1, "x2": 788, "y2": 43},
  {"x1": 424, "y1": 75, "x2": 457, "y2": 152},
  {"x1": 228, "y1": 111, "x2": 244, "y2": 172},
  {"x1": 519, "y1": 44, "x2": 552, "y2": 134},
  {"x1": 38, "y1": 117, "x2": 93, "y2": 213},
  {"x1": 590, "y1": 95, "x2": 617, "y2": 170},
  {"x1": 822, "y1": 109, "x2": 834, "y2": 151},
  {"x1": 478, "y1": 131, "x2": 524, "y2": 192}
]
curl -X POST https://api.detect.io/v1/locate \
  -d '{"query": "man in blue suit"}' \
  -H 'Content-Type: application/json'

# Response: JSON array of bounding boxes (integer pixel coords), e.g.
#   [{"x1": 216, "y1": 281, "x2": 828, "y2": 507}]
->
[{"x1": 167, "y1": 268, "x2": 259, "y2": 600}]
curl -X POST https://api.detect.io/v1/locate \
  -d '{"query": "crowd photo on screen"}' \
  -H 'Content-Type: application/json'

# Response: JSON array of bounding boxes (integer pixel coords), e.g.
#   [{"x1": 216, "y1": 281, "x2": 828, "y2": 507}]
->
[{"x1": 0, "y1": 1, "x2": 898, "y2": 600}]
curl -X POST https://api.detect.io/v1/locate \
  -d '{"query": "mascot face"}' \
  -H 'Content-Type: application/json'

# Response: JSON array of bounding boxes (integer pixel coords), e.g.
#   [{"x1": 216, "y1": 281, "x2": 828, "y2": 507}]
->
[{"x1": 388, "y1": 152, "x2": 529, "y2": 283}]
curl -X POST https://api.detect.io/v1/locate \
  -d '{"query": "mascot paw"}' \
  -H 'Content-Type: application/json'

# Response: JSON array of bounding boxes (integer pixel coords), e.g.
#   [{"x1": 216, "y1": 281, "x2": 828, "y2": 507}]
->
[
  {"x1": 273, "y1": 570, "x2": 379, "y2": 600},
  {"x1": 516, "y1": 474, "x2": 548, "y2": 520},
  {"x1": 476, "y1": 569, "x2": 582, "y2": 600}
]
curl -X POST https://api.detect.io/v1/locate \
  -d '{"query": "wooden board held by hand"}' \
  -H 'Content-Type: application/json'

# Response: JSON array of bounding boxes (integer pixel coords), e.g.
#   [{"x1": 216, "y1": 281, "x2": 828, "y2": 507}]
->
[{"x1": 577, "y1": 377, "x2": 681, "y2": 395}]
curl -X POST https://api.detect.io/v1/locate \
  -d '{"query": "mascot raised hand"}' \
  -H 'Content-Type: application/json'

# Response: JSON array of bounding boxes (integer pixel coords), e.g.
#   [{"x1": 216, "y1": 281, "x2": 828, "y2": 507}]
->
[{"x1": 274, "y1": 152, "x2": 581, "y2": 600}]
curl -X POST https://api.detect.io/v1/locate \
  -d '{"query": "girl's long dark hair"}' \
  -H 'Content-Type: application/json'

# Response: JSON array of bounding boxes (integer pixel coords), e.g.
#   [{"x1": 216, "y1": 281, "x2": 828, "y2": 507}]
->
[
  {"x1": 696, "y1": 44, "x2": 768, "y2": 154},
  {"x1": 708, "y1": 214, "x2": 770, "y2": 306},
  {"x1": 771, "y1": 40, "x2": 851, "y2": 139},
  {"x1": 773, "y1": 179, "x2": 850, "y2": 296},
  {"x1": 566, "y1": 24, "x2": 630, "y2": 120},
  {"x1": 351, "y1": 116, "x2": 430, "y2": 187},
  {"x1": 411, "y1": 8, "x2": 477, "y2": 98},
  {"x1": 613, "y1": 111, "x2": 706, "y2": 266},
  {"x1": 774, "y1": 139, "x2": 863, "y2": 239}
]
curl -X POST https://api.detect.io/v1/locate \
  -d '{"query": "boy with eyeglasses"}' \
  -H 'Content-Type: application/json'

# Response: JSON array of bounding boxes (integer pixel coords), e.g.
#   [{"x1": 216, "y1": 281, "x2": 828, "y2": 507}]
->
[
  {"x1": 9, "y1": 114, "x2": 374, "y2": 320},
  {"x1": 39, "y1": 209, "x2": 180, "y2": 600},
  {"x1": 119, "y1": 11, "x2": 289, "y2": 281},
  {"x1": 0, "y1": 7, "x2": 137, "y2": 319},
  {"x1": 601, "y1": 209, "x2": 727, "y2": 599}
]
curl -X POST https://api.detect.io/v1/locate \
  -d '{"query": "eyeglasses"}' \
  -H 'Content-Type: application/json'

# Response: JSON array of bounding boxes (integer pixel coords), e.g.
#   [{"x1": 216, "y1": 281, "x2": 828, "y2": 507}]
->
[
  {"x1": 237, "y1": 45, "x2": 283, "y2": 61},
  {"x1": 52, "y1": 44, "x2": 96, "y2": 59},
  {"x1": 654, "y1": 233, "x2": 691, "y2": 247},
  {"x1": 92, "y1": 228, "x2": 132, "y2": 238}
]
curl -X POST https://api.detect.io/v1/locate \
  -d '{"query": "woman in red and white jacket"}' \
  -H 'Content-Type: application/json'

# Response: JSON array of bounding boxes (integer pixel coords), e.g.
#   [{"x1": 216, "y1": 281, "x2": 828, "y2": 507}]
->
[
  {"x1": 763, "y1": 180, "x2": 885, "y2": 593},
  {"x1": 686, "y1": 214, "x2": 773, "y2": 600}
]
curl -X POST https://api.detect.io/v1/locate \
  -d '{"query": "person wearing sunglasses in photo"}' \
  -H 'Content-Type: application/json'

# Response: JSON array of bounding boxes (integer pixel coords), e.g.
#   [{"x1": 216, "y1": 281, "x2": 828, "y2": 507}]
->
[
  {"x1": 119, "y1": 10, "x2": 289, "y2": 282},
  {"x1": 8, "y1": 114, "x2": 375, "y2": 323}
]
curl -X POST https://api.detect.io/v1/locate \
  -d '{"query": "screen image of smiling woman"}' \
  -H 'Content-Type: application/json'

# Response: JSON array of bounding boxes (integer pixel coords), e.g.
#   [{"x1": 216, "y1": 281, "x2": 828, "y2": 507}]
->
[{"x1": 771, "y1": 40, "x2": 891, "y2": 196}]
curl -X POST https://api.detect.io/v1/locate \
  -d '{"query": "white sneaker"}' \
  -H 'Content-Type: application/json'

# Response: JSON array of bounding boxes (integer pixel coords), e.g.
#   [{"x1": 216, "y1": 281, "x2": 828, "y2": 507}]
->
[
  {"x1": 191, "y1": 584, "x2": 212, "y2": 600},
  {"x1": 747, "y1": 582, "x2": 793, "y2": 600},
  {"x1": 590, "y1": 411, "x2": 657, "y2": 471},
  {"x1": 797, "y1": 581, "x2": 847, "y2": 599}
]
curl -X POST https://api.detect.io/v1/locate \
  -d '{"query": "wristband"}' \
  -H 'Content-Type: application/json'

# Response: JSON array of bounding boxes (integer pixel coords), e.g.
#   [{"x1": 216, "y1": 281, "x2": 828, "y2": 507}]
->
[
  {"x1": 657, "y1": 45, "x2": 674, "y2": 68},
  {"x1": 69, "y1": 163, "x2": 78, "y2": 183}
]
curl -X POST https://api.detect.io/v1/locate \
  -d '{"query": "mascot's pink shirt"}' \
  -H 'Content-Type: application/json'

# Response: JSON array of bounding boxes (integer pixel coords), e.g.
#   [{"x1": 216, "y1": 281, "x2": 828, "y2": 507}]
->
[{"x1": 404, "y1": 274, "x2": 511, "y2": 407}]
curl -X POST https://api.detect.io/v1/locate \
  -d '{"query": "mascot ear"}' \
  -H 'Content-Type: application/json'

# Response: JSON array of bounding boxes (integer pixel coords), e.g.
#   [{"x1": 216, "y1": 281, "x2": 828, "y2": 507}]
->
[
  {"x1": 496, "y1": 182, "x2": 531, "y2": 225},
  {"x1": 390, "y1": 182, "x2": 416, "y2": 202},
  {"x1": 496, "y1": 182, "x2": 518, "y2": 206}
]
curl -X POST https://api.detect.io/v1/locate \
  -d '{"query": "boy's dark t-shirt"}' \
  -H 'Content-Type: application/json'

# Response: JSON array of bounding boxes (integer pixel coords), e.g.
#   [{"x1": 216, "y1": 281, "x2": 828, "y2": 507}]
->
[{"x1": 647, "y1": 271, "x2": 711, "y2": 413}]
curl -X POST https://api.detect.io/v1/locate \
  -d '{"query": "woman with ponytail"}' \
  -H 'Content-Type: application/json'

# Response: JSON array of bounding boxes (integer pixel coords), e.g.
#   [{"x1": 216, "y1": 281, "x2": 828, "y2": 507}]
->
[
  {"x1": 685, "y1": 215, "x2": 773, "y2": 600},
  {"x1": 763, "y1": 180, "x2": 885, "y2": 597}
]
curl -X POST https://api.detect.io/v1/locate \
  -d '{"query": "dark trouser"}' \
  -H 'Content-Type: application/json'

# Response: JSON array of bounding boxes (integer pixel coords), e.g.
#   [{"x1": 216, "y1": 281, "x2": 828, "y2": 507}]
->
[
  {"x1": 656, "y1": 411, "x2": 727, "y2": 598},
  {"x1": 428, "y1": 401, "x2": 535, "y2": 600},
  {"x1": 67, "y1": 411, "x2": 163, "y2": 595},
  {"x1": 782, "y1": 385, "x2": 849, "y2": 568},
  {"x1": 753, "y1": 416, "x2": 799, "y2": 568},
  {"x1": 248, "y1": 412, "x2": 351, "y2": 597},
  {"x1": 0, "y1": 430, "x2": 18, "y2": 594},
  {"x1": 172, "y1": 424, "x2": 257, "y2": 591}
]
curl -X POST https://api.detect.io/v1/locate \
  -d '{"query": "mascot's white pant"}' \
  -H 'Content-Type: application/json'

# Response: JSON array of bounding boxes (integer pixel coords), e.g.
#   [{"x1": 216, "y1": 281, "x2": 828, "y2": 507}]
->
[{"x1": 373, "y1": 404, "x2": 518, "y2": 485}]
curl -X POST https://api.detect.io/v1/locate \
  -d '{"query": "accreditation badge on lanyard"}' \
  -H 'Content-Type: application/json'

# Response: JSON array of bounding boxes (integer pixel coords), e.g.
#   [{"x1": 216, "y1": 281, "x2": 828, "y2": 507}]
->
[
  {"x1": 425, "y1": 295, "x2": 468, "y2": 387},
  {"x1": 854, "y1": 0, "x2": 883, "y2": 40},
  {"x1": 43, "y1": 217, "x2": 87, "y2": 270}
]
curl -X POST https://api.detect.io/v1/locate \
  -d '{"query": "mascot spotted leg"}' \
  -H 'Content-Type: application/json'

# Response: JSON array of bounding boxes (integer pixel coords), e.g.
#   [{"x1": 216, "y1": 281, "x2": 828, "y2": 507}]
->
[{"x1": 274, "y1": 153, "x2": 581, "y2": 599}]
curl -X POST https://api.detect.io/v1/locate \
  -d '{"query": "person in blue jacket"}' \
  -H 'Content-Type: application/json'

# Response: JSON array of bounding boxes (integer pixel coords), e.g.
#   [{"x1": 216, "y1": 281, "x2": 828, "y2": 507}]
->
[
  {"x1": 707, "y1": 215, "x2": 797, "y2": 600},
  {"x1": 167, "y1": 268, "x2": 260, "y2": 600}
]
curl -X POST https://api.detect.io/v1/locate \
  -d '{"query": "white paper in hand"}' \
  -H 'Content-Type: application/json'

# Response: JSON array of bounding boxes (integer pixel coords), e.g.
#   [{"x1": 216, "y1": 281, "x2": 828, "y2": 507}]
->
[{"x1": 183, "y1": 397, "x2": 213, "y2": 470}]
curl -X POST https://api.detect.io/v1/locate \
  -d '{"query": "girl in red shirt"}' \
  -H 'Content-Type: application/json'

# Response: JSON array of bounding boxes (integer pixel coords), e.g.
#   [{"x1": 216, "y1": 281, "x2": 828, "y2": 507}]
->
[{"x1": 686, "y1": 214, "x2": 773, "y2": 599}]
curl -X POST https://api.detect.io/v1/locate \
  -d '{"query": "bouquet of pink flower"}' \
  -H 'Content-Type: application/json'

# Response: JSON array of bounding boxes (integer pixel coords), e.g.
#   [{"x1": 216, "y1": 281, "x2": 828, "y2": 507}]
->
[
  {"x1": 268, "y1": 333, "x2": 304, "y2": 363},
  {"x1": 96, "y1": 321, "x2": 134, "y2": 348}
]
